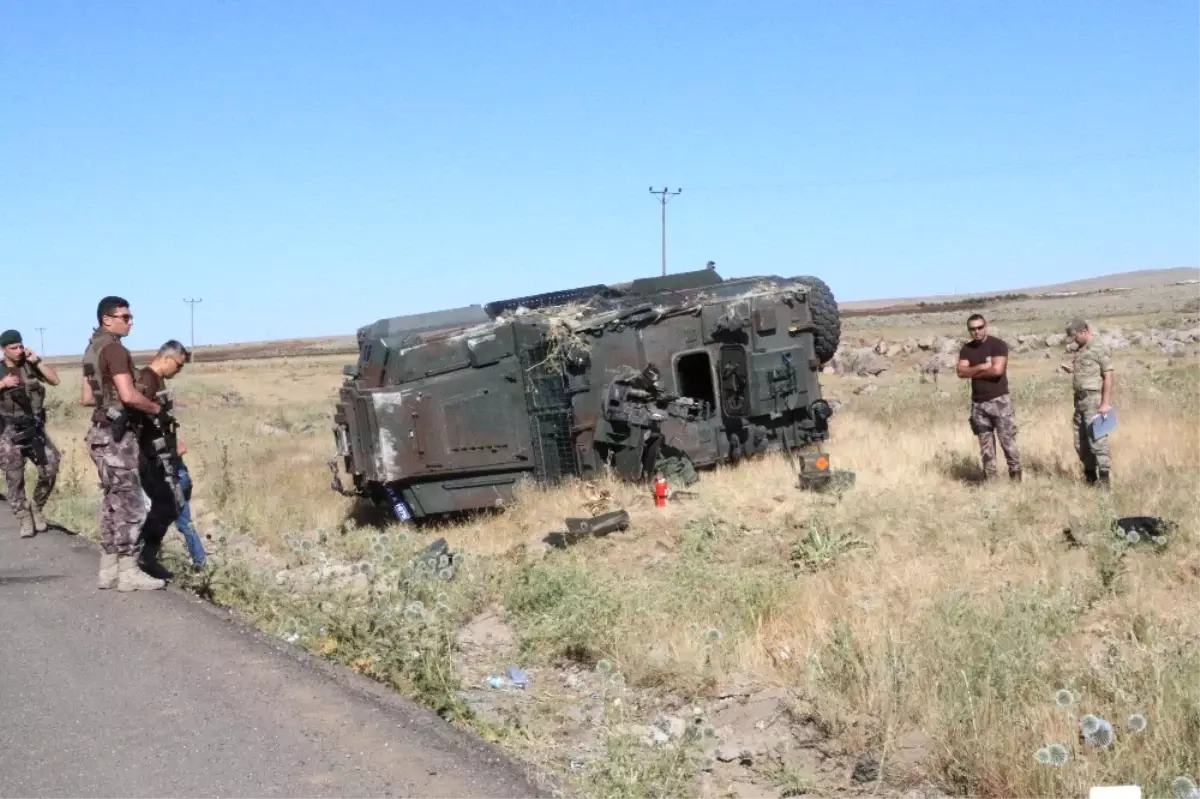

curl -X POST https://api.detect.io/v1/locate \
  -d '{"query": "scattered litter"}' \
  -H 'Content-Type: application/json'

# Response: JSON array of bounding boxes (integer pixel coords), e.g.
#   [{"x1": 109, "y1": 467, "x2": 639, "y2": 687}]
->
[
  {"x1": 506, "y1": 665, "x2": 530, "y2": 689},
  {"x1": 487, "y1": 666, "x2": 531, "y2": 690}
]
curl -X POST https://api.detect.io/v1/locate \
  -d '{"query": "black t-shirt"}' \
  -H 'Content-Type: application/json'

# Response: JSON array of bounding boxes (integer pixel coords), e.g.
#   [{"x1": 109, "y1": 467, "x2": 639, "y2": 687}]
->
[{"x1": 958, "y1": 336, "x2": 1010, "y2": 402}]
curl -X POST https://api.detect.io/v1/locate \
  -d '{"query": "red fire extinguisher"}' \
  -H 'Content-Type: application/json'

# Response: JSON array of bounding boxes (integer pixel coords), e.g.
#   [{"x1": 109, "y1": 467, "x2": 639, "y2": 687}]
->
[{"x1": 653, "y1": 473, "x2": 668, "y2": 508}]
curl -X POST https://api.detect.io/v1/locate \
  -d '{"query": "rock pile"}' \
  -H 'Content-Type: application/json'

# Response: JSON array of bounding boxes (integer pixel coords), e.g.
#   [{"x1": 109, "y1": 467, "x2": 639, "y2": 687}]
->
[{"x1": 824, "y1": 323, "x2": 1199, "y2": 377}]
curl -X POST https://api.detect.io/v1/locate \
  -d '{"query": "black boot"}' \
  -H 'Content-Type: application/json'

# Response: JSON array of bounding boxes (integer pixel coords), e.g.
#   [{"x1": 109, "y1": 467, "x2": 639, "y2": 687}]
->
[
  {"x1": 139, "y1": 539, "x2": 174, "y2": 580},
  {"x1": 1009, "y1": 469, "x2": 1022, "y2": 483},
  {"x1": 1085, "y1": 468, "x2": 1098, "y2": 485},
  {"x1": 1097, "y1": 469, "x2": 1110, "y2": 488}
]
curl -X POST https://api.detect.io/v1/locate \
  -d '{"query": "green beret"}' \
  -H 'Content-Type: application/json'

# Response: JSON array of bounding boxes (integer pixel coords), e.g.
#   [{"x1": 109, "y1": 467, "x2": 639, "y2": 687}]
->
[{"x1": 0, "y1": 329, "x2": 21, "y2": 347}]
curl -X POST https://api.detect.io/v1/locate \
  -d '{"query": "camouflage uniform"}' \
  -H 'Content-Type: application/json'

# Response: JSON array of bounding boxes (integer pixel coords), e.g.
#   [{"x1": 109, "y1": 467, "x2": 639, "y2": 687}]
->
[
  {"x1": 0, "y1": 361, "x2": 61, "y2": 535},
  {"x1": 82, "y1": 329, "x2": 163, "y2": 590},
  {"x1": 969, "y1": 394, "x2": 1021, "y2": 478},
  {"x1": 1070, "y1": 335, "x2": 1114, "y2": 483}
]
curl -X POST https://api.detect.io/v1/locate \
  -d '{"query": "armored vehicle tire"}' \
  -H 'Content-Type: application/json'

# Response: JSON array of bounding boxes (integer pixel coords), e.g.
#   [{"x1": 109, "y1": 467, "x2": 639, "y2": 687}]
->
[{"x1": 792, "y1": 275, "x2": 840, "y2": 364}]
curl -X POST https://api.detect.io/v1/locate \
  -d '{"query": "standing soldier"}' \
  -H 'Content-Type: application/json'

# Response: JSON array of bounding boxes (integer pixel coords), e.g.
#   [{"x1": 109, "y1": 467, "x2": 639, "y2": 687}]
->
[
  {"x1": 0, "y1": 329, "x2": 62, "y2": 537},
  {"x1": 79, "y1": 296, "x2": 167, "y2": 591},
  {"x1": 956, "y1": 314, "x2": 1022, "y2": 481},
  {"x1": 1061, "y1": 318, "x2": 1115, "y2": 486}
]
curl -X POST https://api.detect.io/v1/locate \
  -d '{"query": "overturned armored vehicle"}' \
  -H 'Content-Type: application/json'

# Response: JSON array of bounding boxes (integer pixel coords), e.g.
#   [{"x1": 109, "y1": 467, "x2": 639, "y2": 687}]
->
[{"x1": 330, "y1": 268, "x2": 842, "y2": 522}]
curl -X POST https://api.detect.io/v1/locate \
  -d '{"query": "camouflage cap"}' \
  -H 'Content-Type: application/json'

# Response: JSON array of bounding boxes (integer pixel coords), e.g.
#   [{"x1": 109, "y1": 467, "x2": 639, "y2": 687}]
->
[{"x1": 1065, "y1": 318, "x2": 1090, "y2": 335}]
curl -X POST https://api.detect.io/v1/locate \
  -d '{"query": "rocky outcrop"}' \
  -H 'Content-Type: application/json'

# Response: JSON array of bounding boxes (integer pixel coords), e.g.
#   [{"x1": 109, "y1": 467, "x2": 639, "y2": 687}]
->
[{"x1": 822, "y1": 320, "x2": 1198, "y2": 377}]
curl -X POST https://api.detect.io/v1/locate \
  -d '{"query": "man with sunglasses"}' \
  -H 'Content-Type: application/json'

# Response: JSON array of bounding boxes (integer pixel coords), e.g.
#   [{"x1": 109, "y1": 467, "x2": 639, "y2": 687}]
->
[
  {"x1": 956, "y1": 314, "x2": 1022, "y2": 481},
  {"x1": 80, "y1": 296, "x2": 167, "y2": 592}
]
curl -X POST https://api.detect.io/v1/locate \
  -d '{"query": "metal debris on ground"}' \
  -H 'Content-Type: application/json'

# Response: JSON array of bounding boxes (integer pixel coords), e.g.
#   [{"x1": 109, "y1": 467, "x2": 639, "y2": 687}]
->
[
  {"x1": 544, "y1": 509, "x2": 631, "y2": 549},
  {"x1": 801, "y1": 467, "x2": 856, "y2": 494},
  {"x1": 1113, "y1": 516, "x2": 1175, "y2": 548},
  {"x1": 1063, "y1": 515, "x2": 1176, "y2": 550},
  {"x1": 415, "y1": 537, "x2": 462, "y2": 579}
]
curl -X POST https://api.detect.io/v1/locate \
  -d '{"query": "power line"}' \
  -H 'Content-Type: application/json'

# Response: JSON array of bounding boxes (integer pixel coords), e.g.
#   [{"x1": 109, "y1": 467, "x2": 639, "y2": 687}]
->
[
  {"x1": 648, "y1": 186, "x2": 682, "y2": 276},
  {"x1": 35, "y1": 327, "x2": 46, "y2": 354},
  {"x1": 183, "y1": 298, "x2": 203, "y2": 350}
]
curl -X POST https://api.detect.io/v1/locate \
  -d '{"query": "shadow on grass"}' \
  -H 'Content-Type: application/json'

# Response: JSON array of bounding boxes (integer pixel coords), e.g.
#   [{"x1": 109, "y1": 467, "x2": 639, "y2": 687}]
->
[
  {"x1": 1022, "y1": 455, "x2": 1078, "y2": 481},
  {"x1": 932, "y1": 452, "x2": 988, "y2": 485},
  {"x1": 344, "y1": 496, "x2": 507, "y2": 533},
  {"x1": 933, "y1": 451, "x2": 1077, "y2": 485},
  {"x1": 346, "y1": 498, "x2": 395, "y2": 530}
]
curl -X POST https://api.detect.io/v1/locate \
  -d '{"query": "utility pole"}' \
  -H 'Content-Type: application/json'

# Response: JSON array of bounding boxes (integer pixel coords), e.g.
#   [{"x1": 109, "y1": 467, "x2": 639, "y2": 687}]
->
[
  {"x1": 183, "y1": 298, "x2": 203, "y2": 350},
  {"x1": 35, "y1": 327, "x2": 46, "y2": 354},
  {"x1": 648, "y1": 186, "x2": 682, "y2": 276}
]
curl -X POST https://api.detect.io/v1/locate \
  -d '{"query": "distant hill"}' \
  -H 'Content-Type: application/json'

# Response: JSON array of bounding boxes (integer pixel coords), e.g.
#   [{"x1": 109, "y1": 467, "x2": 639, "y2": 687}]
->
[
  {"x1": 838, "y1": 266, "x2": 1200, "y2": 311},
  {"x1": 41, "y1": 266, "x2": 1198, "y2": 365}
]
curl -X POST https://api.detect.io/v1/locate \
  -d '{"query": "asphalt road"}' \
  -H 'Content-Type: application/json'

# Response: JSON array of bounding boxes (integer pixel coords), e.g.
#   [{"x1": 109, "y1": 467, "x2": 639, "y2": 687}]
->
[{"x1": 0, "y1": 502, "x2": 546, "y2": 798}]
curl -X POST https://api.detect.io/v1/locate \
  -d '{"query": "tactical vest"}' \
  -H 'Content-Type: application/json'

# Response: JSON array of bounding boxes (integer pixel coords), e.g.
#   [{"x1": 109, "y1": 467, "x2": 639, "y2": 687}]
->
[
  {"x1": 81, "y1": 330, "x2": 125, "y2": 419},
  {"x1": 0, "y1": 362, "x2": 45, "y2": 419}
]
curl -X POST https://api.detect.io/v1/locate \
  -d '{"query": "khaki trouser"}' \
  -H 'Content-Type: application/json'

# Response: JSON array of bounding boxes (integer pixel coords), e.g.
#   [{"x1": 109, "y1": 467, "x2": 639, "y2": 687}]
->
[{"x1": 1072, "y1": 391, "x2": 1110, "y2": 473}]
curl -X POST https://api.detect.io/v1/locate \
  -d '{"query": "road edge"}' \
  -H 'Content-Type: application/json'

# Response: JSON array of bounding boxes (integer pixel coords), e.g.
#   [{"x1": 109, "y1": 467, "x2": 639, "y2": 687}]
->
[{"x1": 32, "y1": 521, "x2": 561, "y2": 799}]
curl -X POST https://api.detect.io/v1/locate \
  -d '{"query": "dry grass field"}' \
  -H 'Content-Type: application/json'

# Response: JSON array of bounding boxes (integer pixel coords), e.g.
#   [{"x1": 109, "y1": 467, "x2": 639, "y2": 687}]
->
[{"x1": 8, "y1": 277, "x2": 1199, "y2": 799}]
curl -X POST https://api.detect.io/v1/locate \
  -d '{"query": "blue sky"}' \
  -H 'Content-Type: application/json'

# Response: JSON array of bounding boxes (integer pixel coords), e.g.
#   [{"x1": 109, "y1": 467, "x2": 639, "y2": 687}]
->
[{"x1": 2, "y1": 0, "x2": 1197, "y2": 354}]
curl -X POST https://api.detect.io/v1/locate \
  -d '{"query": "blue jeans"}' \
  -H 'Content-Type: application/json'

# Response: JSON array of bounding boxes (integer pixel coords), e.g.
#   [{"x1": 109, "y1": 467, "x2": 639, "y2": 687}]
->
[{"x1": 174, "y1": 461, "x2": 207, "y2": 566}]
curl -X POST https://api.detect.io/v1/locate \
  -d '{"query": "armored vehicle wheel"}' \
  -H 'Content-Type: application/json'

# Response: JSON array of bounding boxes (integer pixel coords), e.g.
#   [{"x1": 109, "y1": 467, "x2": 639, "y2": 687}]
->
[{"x1": 791, "y1": 275, "x2": 840, "y2": 365}]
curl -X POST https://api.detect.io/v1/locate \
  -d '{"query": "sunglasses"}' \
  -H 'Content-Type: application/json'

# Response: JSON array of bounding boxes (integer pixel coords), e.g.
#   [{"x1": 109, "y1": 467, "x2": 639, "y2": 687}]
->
[{"x1": 106, "y1": 313, "x2": 134, "y2": 322}]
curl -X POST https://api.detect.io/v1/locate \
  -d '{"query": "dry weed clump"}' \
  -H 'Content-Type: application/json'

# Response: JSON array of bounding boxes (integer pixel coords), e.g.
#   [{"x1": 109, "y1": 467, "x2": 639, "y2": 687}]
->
[{"x1": 23, "y1": 349, "x2": 1198, "y2": 799}]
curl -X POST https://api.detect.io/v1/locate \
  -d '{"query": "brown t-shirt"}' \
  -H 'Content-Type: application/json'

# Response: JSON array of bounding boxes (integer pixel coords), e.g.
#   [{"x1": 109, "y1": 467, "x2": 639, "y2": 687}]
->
[
  {"x1": 134, "y1": 367, "x2": 168, "y2": 450},
  {"x1": 958, "y1": 336, "x2": 1010, "y2": 402},
  {"x1": 91, "y1": 340, "x2": 137, "y2": 423},
  {"x1": 136, "y1": 366, "x2": 165, "y2": 402}
]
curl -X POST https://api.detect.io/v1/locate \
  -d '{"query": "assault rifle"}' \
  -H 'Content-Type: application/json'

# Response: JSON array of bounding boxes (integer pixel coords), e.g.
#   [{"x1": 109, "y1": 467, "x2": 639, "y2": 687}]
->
[
  {"x1": 5, "y1": 386, "x2": 48, "y2": 467},
  {"x1": 147, "y1": 389, "x2": 187, "y2": 514}
]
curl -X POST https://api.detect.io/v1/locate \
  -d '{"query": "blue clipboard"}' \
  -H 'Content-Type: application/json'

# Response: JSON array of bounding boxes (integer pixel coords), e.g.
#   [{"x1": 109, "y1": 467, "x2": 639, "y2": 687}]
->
[{"x1": 1090, "y1": 407, "x2": 1117, "y2": 440}]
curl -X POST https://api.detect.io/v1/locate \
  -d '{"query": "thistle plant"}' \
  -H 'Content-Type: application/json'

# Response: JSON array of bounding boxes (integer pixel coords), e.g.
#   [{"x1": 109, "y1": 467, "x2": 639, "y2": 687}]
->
[{"x1": 1083, "y1": 716, "x2": 1115, "y2": 748}]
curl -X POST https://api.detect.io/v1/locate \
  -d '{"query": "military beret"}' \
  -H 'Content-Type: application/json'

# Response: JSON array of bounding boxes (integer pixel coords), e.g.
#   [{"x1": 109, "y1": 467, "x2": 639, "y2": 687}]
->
[{"x1": 0, "y1": 329, "x2": 22, "y2": 347}]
